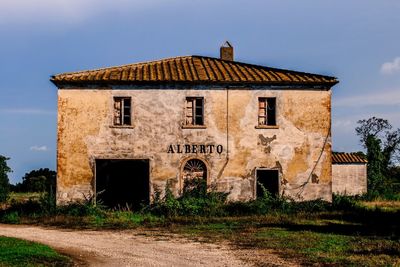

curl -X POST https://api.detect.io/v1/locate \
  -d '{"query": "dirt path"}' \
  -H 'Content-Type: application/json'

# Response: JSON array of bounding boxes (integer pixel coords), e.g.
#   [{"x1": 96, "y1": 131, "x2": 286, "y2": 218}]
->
[{"x1": 0, "y1": 224, "x2": 299, "y2": 267}]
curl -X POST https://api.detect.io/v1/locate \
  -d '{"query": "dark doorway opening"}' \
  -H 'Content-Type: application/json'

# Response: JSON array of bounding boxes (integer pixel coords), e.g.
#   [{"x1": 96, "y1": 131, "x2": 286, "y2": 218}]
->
[
  {"x1": 256, "y1": 169, "x2": 279, "y2": 198},
  {"x1": 95, "y1": 159, "x2": 150, "y2": 209}
]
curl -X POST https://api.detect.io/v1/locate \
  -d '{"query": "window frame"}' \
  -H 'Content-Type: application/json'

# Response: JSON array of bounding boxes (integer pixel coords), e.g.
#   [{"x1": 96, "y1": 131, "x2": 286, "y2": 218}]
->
[
  {"x1": 256, "y1": 97, "x2": 278, "y2": 129},
  {"x1": 113, "y1": 97, "x2": 132, "y2": 127},
  {"x1": 183, "y1": 97, "x2": 206, "y2": 129}
]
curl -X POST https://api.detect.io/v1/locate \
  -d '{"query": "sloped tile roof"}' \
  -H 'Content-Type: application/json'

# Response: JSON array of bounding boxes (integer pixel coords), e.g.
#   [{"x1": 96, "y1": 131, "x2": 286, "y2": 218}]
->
[
  {"x1": 51, "y1": 56, "x2": 338, "y2": 87},
  {"x1": 332, "y1": 152, "x2": 368, "y2": 164}
]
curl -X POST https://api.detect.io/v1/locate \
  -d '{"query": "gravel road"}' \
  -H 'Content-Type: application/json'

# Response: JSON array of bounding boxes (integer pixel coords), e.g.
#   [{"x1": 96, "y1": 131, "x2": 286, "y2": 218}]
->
[{"x1": 0, "y1": 224, "x2": 299, "y2": 267}]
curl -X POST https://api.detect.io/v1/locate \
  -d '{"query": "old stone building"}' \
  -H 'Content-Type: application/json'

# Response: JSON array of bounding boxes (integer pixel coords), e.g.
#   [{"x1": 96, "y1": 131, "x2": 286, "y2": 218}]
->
[
  {"x1": 332, "y1": 152, "x2": 367, "y2": 196},
  {"x1": 51, "y1": 43, "x2": 338, "y2": 206}
]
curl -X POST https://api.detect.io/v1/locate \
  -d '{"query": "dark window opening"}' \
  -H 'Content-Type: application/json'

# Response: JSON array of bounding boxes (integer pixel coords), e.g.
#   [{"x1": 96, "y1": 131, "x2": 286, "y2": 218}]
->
[
  {"x1": 95, "y1": 159, "x2": 149, "y2": 209},
  {"x1": 114, "y1": 97, "x2": 131, "y2": 126},
  {"x1": 256, "y1": 169, "x2": 279, "y2": 198},
  {"x1": 258, "y1": 97, "x2": 276, "y2": 126},
  {"x1": 186, "y1": 97, "x2": 204, "y2": 126}
]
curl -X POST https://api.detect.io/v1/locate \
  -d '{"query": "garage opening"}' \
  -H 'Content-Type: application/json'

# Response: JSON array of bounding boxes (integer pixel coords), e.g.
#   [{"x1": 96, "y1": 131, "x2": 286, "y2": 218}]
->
[
  {"x1": 95, "y1": 159, "x2": 150, "y2": 209},
  {"x1": 256, "y1": 169, "x2": 279, "y2": 198}
]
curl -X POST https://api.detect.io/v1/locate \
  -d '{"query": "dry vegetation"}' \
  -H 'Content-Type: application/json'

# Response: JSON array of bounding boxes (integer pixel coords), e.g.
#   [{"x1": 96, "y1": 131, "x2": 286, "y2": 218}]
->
[{"x1": 360, "y1": 199, "x2": 400, "y2": 211}]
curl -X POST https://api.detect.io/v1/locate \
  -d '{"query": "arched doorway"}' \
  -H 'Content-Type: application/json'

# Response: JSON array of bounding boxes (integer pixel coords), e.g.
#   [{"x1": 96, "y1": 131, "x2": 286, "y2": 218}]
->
[
  {"x1": 181, "y1": 158, "x2": 208, "y2": 193},
  {"x1": 182, "y1": 158, "x2": 207, "y2": 181}
]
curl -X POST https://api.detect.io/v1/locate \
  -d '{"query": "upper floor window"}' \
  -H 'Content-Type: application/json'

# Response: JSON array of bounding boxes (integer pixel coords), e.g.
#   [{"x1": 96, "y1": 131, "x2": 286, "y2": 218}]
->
[
  {"x1": 185, "y1": 97, "x2": 204, "y2": 126},
  {"x1": 114, "y1": 97, "x2": 131, "y2": 126},
  {"x1": 258, "y1": 97, "x2": 276, "y2": 126}
]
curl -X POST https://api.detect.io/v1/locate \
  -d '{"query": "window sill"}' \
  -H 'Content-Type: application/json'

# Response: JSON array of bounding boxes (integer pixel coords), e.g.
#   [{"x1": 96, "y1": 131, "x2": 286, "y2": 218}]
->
[
  {"x1": 181, "y1": 125, "x2": 207, "y2": 129},
  {"x1": 255, "y1": 125, "x2": 279, "y2": 129},
  {"x1": 109, "y1": 125, "x2": 134, "y2": 129}
]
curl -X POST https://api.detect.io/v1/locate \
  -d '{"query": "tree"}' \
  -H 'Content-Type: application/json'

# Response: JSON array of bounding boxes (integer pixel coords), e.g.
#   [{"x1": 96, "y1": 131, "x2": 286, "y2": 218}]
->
[
  {"x1": 365, "y1": 136, "x2": 386, "y2": 193},
  {"x1": 355, "y1": 117, "x2": 400, "y2": 195},
  {"x1": 0, "y1": 155, "x2": 12, "y2": 202},
  {"x1": 15, "y1": 168, "x2": 56, "y2": 193}
]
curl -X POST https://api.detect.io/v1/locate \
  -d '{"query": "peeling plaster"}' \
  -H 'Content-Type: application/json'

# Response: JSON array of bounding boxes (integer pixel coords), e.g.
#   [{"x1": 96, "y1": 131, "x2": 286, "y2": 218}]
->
[{"x1": 56, "y1": 89, "x2": 332, "y2": 204}]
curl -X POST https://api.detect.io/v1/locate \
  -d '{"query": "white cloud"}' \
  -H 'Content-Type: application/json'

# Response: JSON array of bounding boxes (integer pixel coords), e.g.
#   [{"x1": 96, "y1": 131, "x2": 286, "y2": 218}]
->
[
  {"x1": 333, "y1": 111, "x2": 400, "y2": 134},
  {"x1": 380, "y1": 57, "x2": 400, "y2": 75},
  {"x1": 0, "y1": 108, "x2": 55, "y2": 115},
  {"x1": 30, "y1": 145, "x2": 48, "y2": 152},
  {"x1": 332, "y1": 118, "x2": 357, "y2": 135},
  {"x1": 0, "y1": 0, "x2": 94, "y2": 24},
  {"x1": 333, "y1": 119, "x2": 352, "y2": 128},
  {"x1": 332, "y1": 110, "x2": 400, "y2": 152},
  {"x1": 333, "y1": 89, "x2": 400, "y2": 107},
  {"x1": 0, "y1": 0, "x2": 174, "y2": 25}
]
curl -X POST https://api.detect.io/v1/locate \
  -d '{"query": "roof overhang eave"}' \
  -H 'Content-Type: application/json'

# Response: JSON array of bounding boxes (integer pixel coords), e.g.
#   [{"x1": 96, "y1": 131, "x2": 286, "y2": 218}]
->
[{"x1": 50, "y1": 79, "x2": 339, "y2": 89}]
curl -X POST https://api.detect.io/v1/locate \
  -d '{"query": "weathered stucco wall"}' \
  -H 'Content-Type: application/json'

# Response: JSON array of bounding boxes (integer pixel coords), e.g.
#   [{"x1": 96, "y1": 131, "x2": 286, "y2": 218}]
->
[
  {"x1": 57, "y1": 88, "x2": 332, "y2": 204},
  {"x1": 332, "y1": 164, "x2": 367, "y2": 195}
]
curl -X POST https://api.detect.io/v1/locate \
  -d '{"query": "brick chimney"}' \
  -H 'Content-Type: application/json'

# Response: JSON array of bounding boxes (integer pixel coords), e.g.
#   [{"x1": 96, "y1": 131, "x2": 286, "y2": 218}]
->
[{"x1": 220, "y1": 41, "x2": 234, "y2": 61}]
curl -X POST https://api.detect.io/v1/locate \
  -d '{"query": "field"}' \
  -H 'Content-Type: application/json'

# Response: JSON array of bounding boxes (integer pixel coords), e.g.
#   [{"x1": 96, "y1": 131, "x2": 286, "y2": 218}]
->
[
  {"x1": 0, "y1": 192, "x2": 41, "y2": 211},
  {"x1": 360, "y1": 200, "x2": 400, "y2": 211},
  {"x1": 8, "y1": 192, "x2": 41, "y2": 202},
  {"x1": 0, "y1": 193, "x2": 399, "y2": 266}
]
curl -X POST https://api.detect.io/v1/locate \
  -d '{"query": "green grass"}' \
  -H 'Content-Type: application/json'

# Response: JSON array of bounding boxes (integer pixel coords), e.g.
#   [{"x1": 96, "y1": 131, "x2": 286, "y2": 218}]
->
[
  {"x1": 263, "y1": 228, "x2": 397, "y2": 266},
  {"x1": 0, "y1": 236, "x2": 72, "y2": 267},
  {"x1": 168, "y1": 214, "x2": 400, "y2": 266}
]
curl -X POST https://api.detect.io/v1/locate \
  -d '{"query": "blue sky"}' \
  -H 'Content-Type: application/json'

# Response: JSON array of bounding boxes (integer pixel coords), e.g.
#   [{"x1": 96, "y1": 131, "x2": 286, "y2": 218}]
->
[{"x1": 1, "y1": 0, "x2": 399, "y2": 184}]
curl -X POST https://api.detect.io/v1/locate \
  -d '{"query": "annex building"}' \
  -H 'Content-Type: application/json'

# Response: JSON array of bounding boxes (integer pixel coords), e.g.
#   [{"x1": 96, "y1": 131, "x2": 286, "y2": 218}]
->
[
  {"x1": 52, "y1": 43, "x2": 339, "y2": 207},
  {"x1": 332, "y1": 152, "x2": 367, "y2": 196}
]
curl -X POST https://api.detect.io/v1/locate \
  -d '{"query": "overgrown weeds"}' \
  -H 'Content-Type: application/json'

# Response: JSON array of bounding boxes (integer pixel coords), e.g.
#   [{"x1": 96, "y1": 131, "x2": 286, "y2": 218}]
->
[
  {"x1": 1, "y1": 181, "x2": 398, "y2": 226},
  {"x1": 145, "y1": 178, "x2": 228, "y2": 217},
  {"x1": 146, "y1": 178, "x2": 347, "y2": 217}
]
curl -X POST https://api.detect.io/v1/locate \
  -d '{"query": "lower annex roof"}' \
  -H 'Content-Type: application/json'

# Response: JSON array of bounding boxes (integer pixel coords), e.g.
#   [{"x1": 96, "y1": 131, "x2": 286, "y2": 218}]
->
[{"x1": 332, "y1": 152, "x2": 368, "y2": 164}]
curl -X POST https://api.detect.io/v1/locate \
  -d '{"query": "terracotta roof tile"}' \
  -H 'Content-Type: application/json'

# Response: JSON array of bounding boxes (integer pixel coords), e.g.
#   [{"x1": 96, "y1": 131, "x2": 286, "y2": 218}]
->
[
  {"x1": 51, "y1": 55, "x2": 338, "y2": 86},
  {"x1": 187, "y1": 58, "x2": 198, "y2": 80},
  {"x1": 332, "y1": 152, "x2": 368, "y2": 164}
]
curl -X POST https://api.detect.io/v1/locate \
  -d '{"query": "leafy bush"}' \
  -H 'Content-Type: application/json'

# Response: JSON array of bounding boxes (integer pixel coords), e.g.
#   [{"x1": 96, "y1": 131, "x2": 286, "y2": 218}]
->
[
  {"x1": 147, "y1": 178, "x2": 228, "y2": 217},
  {"x1": 57, "y1": 202, "x2": 105, "y2": 217},
  {"x1": 38, "y1": 188, "x2": 57, "y2": 215},
  {"x1": 332, "y1": 194, "x2": 359, "y2": 210},
  {"x1": 0, "y1": 211, "x2": 20, "y2": 224}
]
